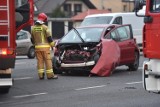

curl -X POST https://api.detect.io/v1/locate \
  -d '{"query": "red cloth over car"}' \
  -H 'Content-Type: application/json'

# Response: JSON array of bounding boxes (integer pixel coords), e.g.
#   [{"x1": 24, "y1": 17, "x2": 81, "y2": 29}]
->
[{"x1": 91, "y1": 40, "x2": 120, "y2": 76}]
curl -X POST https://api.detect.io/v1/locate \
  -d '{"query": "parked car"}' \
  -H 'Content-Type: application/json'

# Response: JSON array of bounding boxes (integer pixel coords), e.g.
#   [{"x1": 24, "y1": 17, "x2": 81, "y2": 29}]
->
[
  {"x1": 52, "y1": 24, "x2": 140, "y2": 76},
  {"x1": 16, "y1": 30, "x2": 35, "y2": 59}
]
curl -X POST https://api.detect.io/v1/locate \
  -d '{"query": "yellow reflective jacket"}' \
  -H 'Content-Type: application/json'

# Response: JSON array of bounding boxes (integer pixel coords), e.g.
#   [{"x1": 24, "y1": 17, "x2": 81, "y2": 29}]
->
[{"x1": 31, "y1": 24, "x2": 53, "y2": 50}]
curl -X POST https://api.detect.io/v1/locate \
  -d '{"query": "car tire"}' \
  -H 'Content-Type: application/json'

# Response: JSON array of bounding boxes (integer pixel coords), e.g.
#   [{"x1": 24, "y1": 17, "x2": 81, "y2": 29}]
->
[
  {"x1": 128, "y1": 51, "x2": 139, "y2": 71},
  {"x1": 52, "y1": 57, "x2": 62, "y2": 74},
  {"x1": 27, "y1": 47, "x2": 35, "y2": 59}
]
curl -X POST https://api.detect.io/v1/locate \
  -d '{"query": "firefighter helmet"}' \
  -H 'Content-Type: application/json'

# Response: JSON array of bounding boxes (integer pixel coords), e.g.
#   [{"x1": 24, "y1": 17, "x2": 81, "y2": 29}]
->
[{"x1": 37, "y1": 13, "x2": 48, "y2": 24}]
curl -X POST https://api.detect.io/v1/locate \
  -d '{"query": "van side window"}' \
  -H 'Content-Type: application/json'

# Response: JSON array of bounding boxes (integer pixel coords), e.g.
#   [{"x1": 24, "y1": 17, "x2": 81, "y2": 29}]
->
[
  {"x1": 113, "y1": 17, "x2": 122, "y2": 24},
  {"x1": 117, "y1": 26, "x2": 130, "y2": 41}
]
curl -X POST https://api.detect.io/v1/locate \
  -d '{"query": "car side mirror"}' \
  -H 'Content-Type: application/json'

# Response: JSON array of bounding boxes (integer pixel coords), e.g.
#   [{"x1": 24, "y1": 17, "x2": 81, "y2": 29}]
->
[{"x1": 135, "y1": 0, "x2": 146, "y2": 17}]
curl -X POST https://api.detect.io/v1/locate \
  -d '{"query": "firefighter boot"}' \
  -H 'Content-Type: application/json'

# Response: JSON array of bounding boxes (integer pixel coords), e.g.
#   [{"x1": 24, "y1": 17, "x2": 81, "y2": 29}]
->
[
  {"x1": 38, "y1": 72, "x2": 45, "y2": 80},
  {"x1": 46, "y1": 69, "x2": 58, "y2": 79},
  {"x1": 47, "y1": 73, "x2": 58, "y2": 79}
]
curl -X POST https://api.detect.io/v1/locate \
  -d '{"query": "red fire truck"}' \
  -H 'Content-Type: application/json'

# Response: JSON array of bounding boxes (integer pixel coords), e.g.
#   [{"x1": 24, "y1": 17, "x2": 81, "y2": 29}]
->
[
  {"x1": 135, "y1": 0, "x2": 160, "y2": 93},
  {"x1": 0, "y1": 0, "x2": 33, "y2": 93}
]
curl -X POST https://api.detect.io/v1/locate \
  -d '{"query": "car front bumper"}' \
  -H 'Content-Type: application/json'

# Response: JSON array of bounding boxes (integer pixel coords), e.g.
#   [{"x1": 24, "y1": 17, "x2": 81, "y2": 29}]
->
[{"x1": 61, "y1": 61, "x2": 95, "y2": 68}]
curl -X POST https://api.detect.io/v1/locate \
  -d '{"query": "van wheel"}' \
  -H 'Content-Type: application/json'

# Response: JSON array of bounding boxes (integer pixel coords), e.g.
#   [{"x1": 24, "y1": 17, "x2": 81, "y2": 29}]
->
[
  {"x1": 128, "y1": 51, "x2": 139, "y2": 71},
  {"x1": 27, "y1": 47, "x2": 35, "y2": 59}
]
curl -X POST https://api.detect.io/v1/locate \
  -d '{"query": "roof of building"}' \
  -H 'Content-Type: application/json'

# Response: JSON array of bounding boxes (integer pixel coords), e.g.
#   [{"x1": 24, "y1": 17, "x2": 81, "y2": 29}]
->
[
  {"x1": 34, "y1": 0, "x2": 96, "y2": 16},
  {"x1": 71, "y1": 9, "x2": 110, "y2": 21}
]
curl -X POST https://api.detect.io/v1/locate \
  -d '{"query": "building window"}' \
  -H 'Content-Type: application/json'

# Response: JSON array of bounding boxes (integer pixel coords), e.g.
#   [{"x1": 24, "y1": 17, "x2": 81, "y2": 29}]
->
[
  {"x1": 64, "y1": 4, "x2": 71, "y2": 12},
  {"x1": 74, "y1": 4, "x2": 82, "y2": 13},
  {"x1": 123, "y1": 5, "x2": 127, "y2": 12}
]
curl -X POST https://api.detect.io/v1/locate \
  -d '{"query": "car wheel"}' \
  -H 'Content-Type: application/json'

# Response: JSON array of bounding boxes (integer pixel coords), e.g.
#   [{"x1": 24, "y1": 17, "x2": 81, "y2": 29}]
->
[
  {"x1": 128, "y1": 51, "x2": 139, "y2": 71},
  {"x1": 52, "y1": 57, "x2": 62, "y2": 74},
  {"x1": 27, "y1": 47, "x2": 35, "y2": 59}
]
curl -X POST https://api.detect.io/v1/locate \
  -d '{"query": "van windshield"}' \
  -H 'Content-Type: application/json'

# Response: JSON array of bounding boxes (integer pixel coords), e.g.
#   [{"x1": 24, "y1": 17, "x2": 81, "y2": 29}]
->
[{"x1": 80, "y1": 16, "x2": 113, "y2": 26}]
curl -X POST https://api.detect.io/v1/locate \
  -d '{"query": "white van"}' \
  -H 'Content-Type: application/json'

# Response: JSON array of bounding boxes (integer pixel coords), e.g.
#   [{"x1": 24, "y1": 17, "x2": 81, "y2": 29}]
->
[{"x1": 80, "y1": 12, "x2": 144, "y2": 49}]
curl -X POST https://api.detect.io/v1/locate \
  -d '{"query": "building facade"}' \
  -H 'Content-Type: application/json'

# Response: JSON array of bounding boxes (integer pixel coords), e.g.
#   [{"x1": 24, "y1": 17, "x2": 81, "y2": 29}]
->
[{"x1": 90, "y1": 0, "x2": 135, "y2": 12}]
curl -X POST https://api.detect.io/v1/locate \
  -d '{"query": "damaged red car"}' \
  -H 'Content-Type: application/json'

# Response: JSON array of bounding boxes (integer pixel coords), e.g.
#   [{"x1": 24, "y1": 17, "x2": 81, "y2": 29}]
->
[{"x1": 52, "y1": 24, "x2": 140, "y2": 76}]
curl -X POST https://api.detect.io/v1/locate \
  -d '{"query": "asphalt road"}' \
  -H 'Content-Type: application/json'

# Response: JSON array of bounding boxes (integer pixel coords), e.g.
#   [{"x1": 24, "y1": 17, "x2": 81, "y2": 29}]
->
[{"x1": 0, "y1": 55, "x2": 160, "y2": 107}]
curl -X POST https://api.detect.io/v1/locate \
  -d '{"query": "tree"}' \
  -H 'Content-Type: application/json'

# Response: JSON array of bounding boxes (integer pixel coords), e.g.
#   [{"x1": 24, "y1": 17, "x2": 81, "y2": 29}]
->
[{"x1": 51, "y1": 5, "x2": 65, "y2": 18}]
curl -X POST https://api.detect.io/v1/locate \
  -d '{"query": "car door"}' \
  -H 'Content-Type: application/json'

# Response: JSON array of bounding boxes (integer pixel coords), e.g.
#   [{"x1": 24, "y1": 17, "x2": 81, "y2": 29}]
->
[
  {"x1": 116, "y1": 25, "x2": 135, "y2": 64},
  {"x1": 15, "y1": 0, "x2": 34, "y2": 33}
]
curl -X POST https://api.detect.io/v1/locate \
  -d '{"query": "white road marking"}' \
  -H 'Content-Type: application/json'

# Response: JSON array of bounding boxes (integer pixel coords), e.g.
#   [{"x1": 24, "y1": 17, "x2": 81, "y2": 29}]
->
[
  {"x1": 0, "y1": 93, "x2": 47, "y2": 104},
  {"x1": 13, "y1": 92, "x2": 48, "y2": 98},
  {"x1": 75, "y1": 85, "x2": 106, "y2": 91},
  {"x1": 125, "y1": 81, "x2": 142, "y2": 85},
  {"x1": 14, "y1": 77, "x2": 33, "y2": 80},
  {"x1": 0, "y1": 101, "x2": 13, "y2": 104},
  {"x1": 15, "y1": 62, "x2": 26, "y2": 65}
]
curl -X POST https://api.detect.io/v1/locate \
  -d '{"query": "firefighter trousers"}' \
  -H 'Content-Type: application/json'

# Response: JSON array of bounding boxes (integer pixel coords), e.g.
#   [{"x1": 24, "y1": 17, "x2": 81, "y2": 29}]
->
[{"x1": 35, "y1": 48, "x2": 54, "y2": 79}]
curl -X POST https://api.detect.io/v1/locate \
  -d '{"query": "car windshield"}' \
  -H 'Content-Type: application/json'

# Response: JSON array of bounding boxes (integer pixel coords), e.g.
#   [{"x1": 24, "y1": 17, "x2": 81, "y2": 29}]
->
[
  {"x1": 60, "y1": 27, "x2": 104, "y2": 43},
  {"x1": 150, "y1": 0, "x2": 160, "y2": 12},
  {"x1": 80, "y1": 16, "x2": 113, "y2": 26}
]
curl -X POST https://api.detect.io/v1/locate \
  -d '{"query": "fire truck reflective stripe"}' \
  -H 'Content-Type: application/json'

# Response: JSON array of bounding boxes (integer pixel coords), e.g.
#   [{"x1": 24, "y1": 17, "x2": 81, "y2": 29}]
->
[
  {"x1": 0, "y1": 23, "x2": 8, "y2": 25},
  {"x1": 35, "y1": 45, "x2": 50, "y2": 48},
  {"x1": 0, "y1": 6, "x2": 7, "y2": 10},
  {"x1": 0, "y1": 6, "x2": 7, "y2": 7},
  {"x1": 0, "y1": 20, "x2": 8, "y2": 22},
  {"x1": 0, "y1": 20, "x2": 8, "y2": 25},
  {"x1": 0, "y1": 35, "x2": 8, "y2": 36},
  {"x1": 46, "y1": 69, "x2": 53, "y2": 74},
  {"x1": 0, "y1": 78, "x2": 12, "y2": 86},
  {"x1": 0, "y1": 0, "x2": 10, "y2": 47}
]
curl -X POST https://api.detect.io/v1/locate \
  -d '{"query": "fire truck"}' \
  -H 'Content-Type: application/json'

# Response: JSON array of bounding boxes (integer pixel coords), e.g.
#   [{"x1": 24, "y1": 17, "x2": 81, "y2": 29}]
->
[
  {"x1": 135, "y1": 0, "x2": 160, "y2": 93},
  {"x1": 0, "y1": 0, "x2": 33, "y2": 93}
]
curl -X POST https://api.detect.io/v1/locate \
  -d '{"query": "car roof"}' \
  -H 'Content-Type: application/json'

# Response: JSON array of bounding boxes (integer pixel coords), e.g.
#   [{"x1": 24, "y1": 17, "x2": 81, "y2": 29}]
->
[
  {"x1": 19, "y1": 30, "x2": 29, "y2": 33},
  {"x1": 77, "y1": 24, "x2": 120, "y2": 29},
  {"x1": 85, "y1": 12, "x2": 135, "y2": 18}
]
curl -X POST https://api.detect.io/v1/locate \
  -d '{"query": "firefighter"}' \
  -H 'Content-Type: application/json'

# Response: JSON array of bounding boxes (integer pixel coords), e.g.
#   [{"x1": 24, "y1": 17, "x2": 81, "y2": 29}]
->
[{"x1": 31, "y1": 13, "x2": 58, "y2": 80}]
